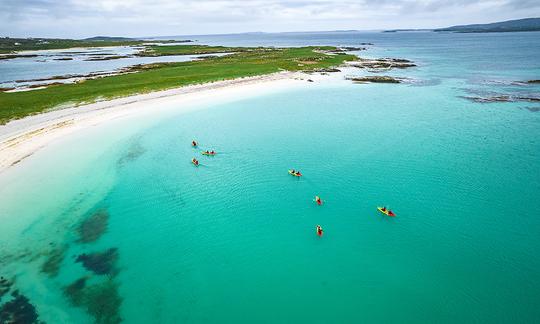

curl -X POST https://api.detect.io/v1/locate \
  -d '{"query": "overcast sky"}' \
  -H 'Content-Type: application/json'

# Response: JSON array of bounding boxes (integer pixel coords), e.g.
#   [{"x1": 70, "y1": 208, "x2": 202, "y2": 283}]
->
[{"x1": 1, "y1": 0, "x2": 539, "y2": 38}]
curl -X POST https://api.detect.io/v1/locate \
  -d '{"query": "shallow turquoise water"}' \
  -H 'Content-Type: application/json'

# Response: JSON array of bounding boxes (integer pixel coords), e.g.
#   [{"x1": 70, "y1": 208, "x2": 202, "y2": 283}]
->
[{"x1": 1, "y1": 32, "x2": 540, "y2": 323}]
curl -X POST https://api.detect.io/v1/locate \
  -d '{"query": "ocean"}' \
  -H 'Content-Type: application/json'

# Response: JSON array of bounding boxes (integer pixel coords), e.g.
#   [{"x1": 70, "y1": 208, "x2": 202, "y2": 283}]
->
[{"x1": 0, "y1": 31, "x2": 539, "y2": 323}]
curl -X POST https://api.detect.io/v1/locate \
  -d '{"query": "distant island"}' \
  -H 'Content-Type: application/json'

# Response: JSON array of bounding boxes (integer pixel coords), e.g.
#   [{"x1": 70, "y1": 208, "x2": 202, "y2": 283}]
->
[
  {"x1": 0, "y1": 36, "x2": 191, "y2": 54},
  {"x1": 435, "y1": 17, "x2": 540, "y2": 33}
]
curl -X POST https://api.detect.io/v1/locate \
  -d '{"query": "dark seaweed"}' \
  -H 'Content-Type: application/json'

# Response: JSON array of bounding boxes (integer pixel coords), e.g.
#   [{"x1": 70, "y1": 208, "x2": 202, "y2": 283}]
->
[
  {"x1": 64, "y1": 278, "x2": 122, "y2": 324},
  {"x1": 76, "y1": 248, "x2": 118, "y2": 276},
  {"x1": 78, "y1": 209, "x2": 109, "y2": 243},
  {"x1": 0, "y1": 276, "x2": 13, "y2": 300},
  {"x1": 524, "y1": 106, "x2": 540, "y2": 112},
  {"x1": 0, "y1": 291, "x2": 41, "y2": 324},
  {"x1": 64, "y1": 278, "x2": 87, "y2": 306},
  {"x1": 41, "y1": 246, "x2": 66, "y2": 277},
  {"x1": 117, "y1": 141, "x2": 145, "y2": 166}
]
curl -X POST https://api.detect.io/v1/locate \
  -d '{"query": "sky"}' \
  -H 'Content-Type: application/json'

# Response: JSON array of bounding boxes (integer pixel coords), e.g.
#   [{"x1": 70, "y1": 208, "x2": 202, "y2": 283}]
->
[{"x1": 1, "y1": 0, "x2": 540, "y2": 38}]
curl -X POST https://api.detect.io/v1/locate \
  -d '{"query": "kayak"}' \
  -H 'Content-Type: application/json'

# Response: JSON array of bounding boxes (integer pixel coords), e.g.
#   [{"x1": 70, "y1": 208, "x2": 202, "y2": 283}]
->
[
  {"x1": 314, "y1": 196, "x2": 323, "y2": 205},
  {"x1": 202, "y1": 151, "x2": 216, "y2": 156},
  {"x1": 288, "y1": 170, "x2": 302, "y2": 177},
  {"x1": 377, "y1": 207, "x2": 396, "y2": 217},
  {"x1": 316, "y1": 225, "x2": 323, "y2": 237},
  {"x1": 192, "y1": 159, "x2": 199, "y2": 166}
]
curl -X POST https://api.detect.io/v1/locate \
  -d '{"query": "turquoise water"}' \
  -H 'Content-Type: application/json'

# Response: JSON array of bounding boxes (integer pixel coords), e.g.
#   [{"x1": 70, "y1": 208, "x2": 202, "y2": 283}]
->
[{"x1": 1, "y1": 32, "x2": 540, "y2": 323}]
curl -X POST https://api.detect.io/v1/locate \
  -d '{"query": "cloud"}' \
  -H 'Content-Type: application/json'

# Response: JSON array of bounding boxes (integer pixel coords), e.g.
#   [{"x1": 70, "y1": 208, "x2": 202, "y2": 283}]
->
[{"x1": 0, "y1": 0, "x2": 539, "y2": 37}]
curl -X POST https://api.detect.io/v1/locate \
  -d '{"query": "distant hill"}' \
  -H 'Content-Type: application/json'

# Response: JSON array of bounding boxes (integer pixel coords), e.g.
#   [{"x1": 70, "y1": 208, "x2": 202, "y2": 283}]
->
[
  {"x1": 383, "y1": 29, "x2": 433, "y2": 33},
  {"x1": 82, "y1": 36, "x2": 137, "y2": 41},
  {"x1": 435, "y1": 18, "x2": 540, "y2": 33}
]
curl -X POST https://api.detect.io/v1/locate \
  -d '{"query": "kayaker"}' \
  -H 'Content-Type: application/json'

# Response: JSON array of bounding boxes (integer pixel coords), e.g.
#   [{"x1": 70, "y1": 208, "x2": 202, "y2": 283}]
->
[
  {"x1": 296, "y1": 171, "x2": 302, "y2": 176},
  {"x1": 381, "y1": 207, "x2": 387, "y2": 212},
  {"x1": 315, "y1": 196, "x2": 322, "y2": 205},
  {"x1": 291, "y1": 169, "x2": 295, "y2": 174},
  {"x1": 192, "y1": 140, "x2": 197, "y2": 147},
  {"x1": 316, "y1": 225, "x2": 323, "y2": 236},
  {"x1": 210, "y1": 150, "x2": 215, "y2": 154}
]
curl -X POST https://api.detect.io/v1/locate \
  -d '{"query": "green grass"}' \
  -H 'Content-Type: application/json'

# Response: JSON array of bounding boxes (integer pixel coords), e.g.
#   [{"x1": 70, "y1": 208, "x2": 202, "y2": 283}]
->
[
  {"x1": 0, "y1": 38, "x2": 150, "y2": 54},
  {"x1": 0, "y1": 47, "x2": 355, "y2": 124}
]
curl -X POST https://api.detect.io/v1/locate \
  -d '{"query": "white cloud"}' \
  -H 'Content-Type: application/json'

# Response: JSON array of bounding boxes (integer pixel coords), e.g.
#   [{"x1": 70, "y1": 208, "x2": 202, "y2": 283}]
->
[{"x1": 0, "y1": 0, "x2": 539, "y2": 37}]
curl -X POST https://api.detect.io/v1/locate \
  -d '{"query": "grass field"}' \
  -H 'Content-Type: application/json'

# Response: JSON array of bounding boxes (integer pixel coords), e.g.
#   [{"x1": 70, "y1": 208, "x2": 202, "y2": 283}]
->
[{"x1": 0, "y1": 46, "x2": 355, "y2": 124}]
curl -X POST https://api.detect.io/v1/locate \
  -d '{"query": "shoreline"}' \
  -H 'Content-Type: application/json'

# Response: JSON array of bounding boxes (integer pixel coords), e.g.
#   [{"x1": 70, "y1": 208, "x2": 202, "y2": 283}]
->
[{"x1": 0, "y1": 71, "x2": 320, "y2": 173}]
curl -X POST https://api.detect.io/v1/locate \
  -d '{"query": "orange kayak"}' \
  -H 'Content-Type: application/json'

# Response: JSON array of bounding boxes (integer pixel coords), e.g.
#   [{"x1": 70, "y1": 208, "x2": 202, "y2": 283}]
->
[
  {"x1": 288, "y1": 170, "x2": 302, "y2": 177},
  {"x1": 377, "y1": 207, "x2": 396, "y2": 217}
]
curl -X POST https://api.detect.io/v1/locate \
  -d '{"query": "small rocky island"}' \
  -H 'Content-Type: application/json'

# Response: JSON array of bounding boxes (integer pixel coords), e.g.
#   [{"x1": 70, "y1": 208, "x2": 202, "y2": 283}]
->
[
  {"x1": 348, "y1": 58, "x2": 416, "y2": 70},
  {"x1": 346, "y1": 76, "x2": 404, "y2": 83}
]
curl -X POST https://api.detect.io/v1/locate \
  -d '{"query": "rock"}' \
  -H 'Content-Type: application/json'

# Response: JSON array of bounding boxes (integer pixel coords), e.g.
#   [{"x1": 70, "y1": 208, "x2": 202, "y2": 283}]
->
[
  {"x1": 53, "y1": 57, "x2": 74, "y2": 61},
  {"x1": 313, "y1": 68, "x2": 341, "y2": 73},
  {"x1": 339, "y1": 46, "x2": 366, "y2": 51},
  {"x1": 360, "y1": 42, "x2": 374, "y2": 45},
  {"x1": 460, "y1": 94, "x2": 540, "y2": 103},
  {"x1": 84, "y1": 55, "x2": 131, "y2": 61},
  {"x1": 527, "y1": 80, "x2": 540, "y2": 84},
  {"x1": 0, "y1": 54, "x2": 38, "y2": 60},
  {"x1": 348, "y1": 58, "x2": 416, "y2": 70},
  {"x1": 347, "y1": 76, "x2": 402, "y2": 84},
  {"x1": 307, "y1": 79, "x2": 314, "y2": 82}
]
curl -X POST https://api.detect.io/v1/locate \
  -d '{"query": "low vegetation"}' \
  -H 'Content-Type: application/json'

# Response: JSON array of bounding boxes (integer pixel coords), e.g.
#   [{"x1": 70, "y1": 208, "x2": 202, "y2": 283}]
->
[
  {"x1": 0, "y1": 46, "x2": 356, "y2": 124},
  {"x1": 138, "y1": 44, "x2": 251, "y2": 56},
  {"x1": 0, "y1": 37, "x2": 146, "y2": 54}
]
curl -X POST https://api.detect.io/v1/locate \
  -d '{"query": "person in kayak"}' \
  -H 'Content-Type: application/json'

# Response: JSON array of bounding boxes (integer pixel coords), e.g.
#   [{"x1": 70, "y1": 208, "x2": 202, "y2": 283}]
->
[
  {"x1": 316, "y1": 225, "x2": 323, "y2": 236},
  {"x1": 381, "y1": 207, "x2": 387, "y2": 212},
  {"x1": 192, "y1": 140, "x2": 197, "y2": 147},
  {"x1": 192, "y1": 158, "x2": 199, "y2": 166},
  {"x1": 315, "y1": 196, "x2": 322, "y2": 205},
  {"x1": 210, "y1": 150, "x2": 215, "y2": 154},
  {"x1": 295, "y1": 171, "x2": 302, "y2": 176}
]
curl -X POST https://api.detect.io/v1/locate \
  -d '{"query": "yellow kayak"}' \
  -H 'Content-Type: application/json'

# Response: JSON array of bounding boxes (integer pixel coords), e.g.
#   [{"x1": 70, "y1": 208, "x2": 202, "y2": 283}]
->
[
  {"x1": 288, "y1": 170, "x2": 302, "y2": 177},
  {"x1": 377, "y1": 207, "x2": 396, "y2": 217},
  {"x1": 201, "y1": 151, "x2": 216, "y2": 156}
]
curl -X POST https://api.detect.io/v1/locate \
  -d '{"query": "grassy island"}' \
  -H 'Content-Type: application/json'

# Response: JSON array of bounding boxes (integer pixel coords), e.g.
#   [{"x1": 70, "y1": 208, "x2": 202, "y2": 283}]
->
[{"x1": 0, "y1": 46, "x2": 355, "y2": 124}]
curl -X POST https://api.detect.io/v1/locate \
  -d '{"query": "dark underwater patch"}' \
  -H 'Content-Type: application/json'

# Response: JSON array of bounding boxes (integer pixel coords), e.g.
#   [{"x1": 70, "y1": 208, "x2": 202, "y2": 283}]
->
[
  {"x1": 78, "y1": 209, "x2": 109, "y2": 243},
  {"x1": 0, "y1": 276, "x2": 13, "y2": 300},
  {"x1": 460, "y1": 88, "x2": 540, "y2": 103},
  {"x1": 76, "y1": 248, "x2": 119, "y2": 276},
  {"x1": 64, "y1": 277, "x2": 87, "y2": 306},
  {"x1": 0, "y1": 290, "x2": 41, "y2": 324},
  {"x1": 64, "y1": 278, "x2": 122, "y2": 324},
  {"x1": 41, "y1": 245, "x2": 67, "y2": 277},
  {"x1": 524, "y1": 106, "x2": 540, "y2": 112},
  {"x1": 117, "y1": 141, "x2": 146, "y2": 166}
]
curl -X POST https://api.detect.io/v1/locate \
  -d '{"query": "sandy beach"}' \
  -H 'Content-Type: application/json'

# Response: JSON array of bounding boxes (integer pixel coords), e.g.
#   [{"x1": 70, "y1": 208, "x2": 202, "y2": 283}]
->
[{"x1": 0, "y1": 71, "x2": 317, "y2": 173}]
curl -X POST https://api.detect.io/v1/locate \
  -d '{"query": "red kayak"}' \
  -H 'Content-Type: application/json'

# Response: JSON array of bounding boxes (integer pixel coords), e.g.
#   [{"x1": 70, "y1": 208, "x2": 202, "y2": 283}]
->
[{"x1": 316, "y1": 225, "x2": 323, "y2": 237}]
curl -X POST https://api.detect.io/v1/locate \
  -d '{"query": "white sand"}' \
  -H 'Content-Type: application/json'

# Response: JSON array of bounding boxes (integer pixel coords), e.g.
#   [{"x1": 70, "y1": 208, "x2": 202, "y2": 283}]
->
[{"x1": 0, "y1": 71, "x2": 327, "y2": 173}]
